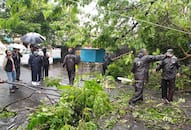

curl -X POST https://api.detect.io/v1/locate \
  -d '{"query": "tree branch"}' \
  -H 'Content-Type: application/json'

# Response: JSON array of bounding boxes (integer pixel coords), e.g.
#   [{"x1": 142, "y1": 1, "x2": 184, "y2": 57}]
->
[
  {"x1": 179, "y1": 45, "x2": 188, "y2": 55},
  {"x1": 178, "y1": 45, "x2": 191, "y2": 61},
  {"x1": 114, "y1": 0, "x2": 157, "y2": 42},
  {"x1": 0, "y1": 92, "x2": 36, "y2": 113},
  {"x1": 0, "y1": 81, "x2": 61, "y2": 113}
]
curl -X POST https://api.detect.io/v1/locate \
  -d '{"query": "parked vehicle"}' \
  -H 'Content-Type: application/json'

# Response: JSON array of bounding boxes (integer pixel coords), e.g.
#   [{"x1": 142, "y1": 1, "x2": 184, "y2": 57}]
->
[
  {"x1": 20, "y1": 48, "x2": 58, "y2": 65},
  {"x1": 52, "y1": 48, "x2": 61, "y2": 60}
]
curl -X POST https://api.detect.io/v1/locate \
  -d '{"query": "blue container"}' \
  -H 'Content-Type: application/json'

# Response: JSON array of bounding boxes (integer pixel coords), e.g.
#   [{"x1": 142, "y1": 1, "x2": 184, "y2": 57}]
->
[{"x1": 80, "y1": 48, "x2": 105, "y2": 62}]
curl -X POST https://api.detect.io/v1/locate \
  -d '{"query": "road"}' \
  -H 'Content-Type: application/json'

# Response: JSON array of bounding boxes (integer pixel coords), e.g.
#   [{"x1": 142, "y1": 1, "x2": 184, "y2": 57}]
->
[
  {"x1": 0, "y1": 63, "x2": 71, "y2": 129},
  {"x1": 0, "y1": 63, "x2": 68, "y2": 108}
]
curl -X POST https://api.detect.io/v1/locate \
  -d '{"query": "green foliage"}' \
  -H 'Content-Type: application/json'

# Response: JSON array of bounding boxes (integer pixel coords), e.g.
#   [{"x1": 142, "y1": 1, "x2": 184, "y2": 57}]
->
[
  {"x1": 145, "y1": 71, "x2": 161, "y2": 89},
  {"x1": 77, "y1": 120, "x2": 98, "y2": 130},
  {"x1": 107, "y1": 63, "x2": 123, "y2": 79},
  {"x1": 132, "y1": 98, "x2": 190, "y2": 129},
  {"x1": 0, "y1": 111, "x2": 16, "y2": 119},
  {"x1": 27, "y1": 80, "x2": 112, "y2": 130},
  {"x1": 146, "y1": 64, "x2": 191, "y2": 90},
  {"x1": 44, "y1": 77, "x2": 62, "y2": 88},
  {"x1": 176, "y1": 65, "x2": 191, "y2": 90},
  {"x1": 0, "y1": 0, "x2": 86, "y2": 47},
  {"x1": 107, "y1": 53, "x2": 134, "y2": 79},
  {"x1": 91, "y1": 0, "x2": 191, "y2": 59}
]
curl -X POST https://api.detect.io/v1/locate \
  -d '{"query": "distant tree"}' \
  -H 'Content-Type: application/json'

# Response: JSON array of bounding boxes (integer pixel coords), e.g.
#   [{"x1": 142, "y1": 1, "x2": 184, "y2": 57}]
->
[{"x1": 0, "y1": 0, "x2": 92, "y2": 47}]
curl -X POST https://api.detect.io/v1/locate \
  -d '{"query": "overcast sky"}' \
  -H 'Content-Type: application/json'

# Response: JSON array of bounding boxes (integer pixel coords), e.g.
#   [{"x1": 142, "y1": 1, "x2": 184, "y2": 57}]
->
[{"x1": 78, "y1": 1, "x2": 98, "y2": 25}]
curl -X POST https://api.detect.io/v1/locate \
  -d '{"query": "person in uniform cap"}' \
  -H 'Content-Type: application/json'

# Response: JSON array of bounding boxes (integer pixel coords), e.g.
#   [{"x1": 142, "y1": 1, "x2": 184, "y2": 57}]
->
[
  {"x1": 156, "y1": 49, "x2": 181, "y2": 103},
  {"x1": 63, "y1": 48, "x2": 77, "y2": 85},
  {"x1": 102, "y1": 52, "x2": 112, "y2": 75},
  {"x1": 129, "y1": 48, "x2": 165, "y2": 106}
]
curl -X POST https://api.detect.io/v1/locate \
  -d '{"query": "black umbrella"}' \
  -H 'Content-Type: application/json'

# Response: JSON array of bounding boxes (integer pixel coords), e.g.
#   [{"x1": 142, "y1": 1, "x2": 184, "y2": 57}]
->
[{"x1": 21, "y1": 32, "x2": 46, "y2": 44}]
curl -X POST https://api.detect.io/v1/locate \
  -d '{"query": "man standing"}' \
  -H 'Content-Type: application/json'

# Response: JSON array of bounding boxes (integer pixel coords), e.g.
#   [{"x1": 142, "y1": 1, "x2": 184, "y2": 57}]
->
[
  {"x1": 63, "y1": 48, "x2": 76, "y2": 85},
  {"x1": 28, "y1": 45, "x2": 43, "y2": 86},
  {"x1": 42, "y1": 48, "x2": 49, "y2": 79},
  {"x1": 12, "y1": 47, "x2": 22, "y2": 81},
  {"x1": 102, "y1": 53, "x2": 112, "y2": 75},
  {"x1": 156, "y1": 49, "x2": 181, "y2": 103},
  {"x1": 129, "y1": 48, "x2": 165, "y2": 106}
]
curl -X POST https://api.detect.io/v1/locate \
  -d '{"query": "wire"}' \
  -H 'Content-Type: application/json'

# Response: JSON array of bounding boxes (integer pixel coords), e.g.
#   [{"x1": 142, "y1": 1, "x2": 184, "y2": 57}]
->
[
  {"x1": 69, "y1": 0, "x2": 191, "y2": 35},
  {"x1": 115, "y1": 12, "x2": 191, "y2": 35}
]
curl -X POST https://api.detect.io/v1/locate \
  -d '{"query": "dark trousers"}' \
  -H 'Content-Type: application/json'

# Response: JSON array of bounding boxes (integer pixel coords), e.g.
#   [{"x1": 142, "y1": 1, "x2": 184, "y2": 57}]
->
[
  {"x1": 43, "y1": 66, "x2": 49, "y2": 78},
  {"x1": 67, "y1": 70, "x2": 75, "y2": 85},
  {"x1": 31, "y1": 68, "x2": 41, "y2": 82},
  {"x1": 102, "y1": 64, "x2": 107, "y2": 75},
  {"x1": 161, "y1": 78, "x2": 175, "y2": 101},
  {"x1": 129, "y1": 80, "x2": 144, "y2": 105},
  {"x1": 15, "y1": 66, "x2": 20, "y2": 80}
]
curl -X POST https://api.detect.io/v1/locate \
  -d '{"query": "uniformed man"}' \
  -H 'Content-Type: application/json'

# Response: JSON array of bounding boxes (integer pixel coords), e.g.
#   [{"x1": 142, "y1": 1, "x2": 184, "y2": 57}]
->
[
  {"x1": 156, "y1": 49, "x2": 181, "y2": 103},
  {"x1": 102, "y1": 53, "x2": 112, "y2": 75},
  {"x1": 129, "y1": 48, "x2": 165, "y2": 106},
  {"x1": 63, "y1": 48, "x2": 77, "y2": 85}
]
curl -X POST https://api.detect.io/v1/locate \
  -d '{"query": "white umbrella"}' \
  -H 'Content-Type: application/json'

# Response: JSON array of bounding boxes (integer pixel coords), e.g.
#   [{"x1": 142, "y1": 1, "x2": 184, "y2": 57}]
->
[
  {"x1": 0, "y1": 41, "x2": 6, "y2": 49},
  {"x1": 10, "y1": 43, "x2": 25, "y2": 49},
  {"x1": 0, "y1": 41, "x2": 6, "y2": 55},
  {"x1": 9, "y1": 43, "x2": 27, "y2": 53}
]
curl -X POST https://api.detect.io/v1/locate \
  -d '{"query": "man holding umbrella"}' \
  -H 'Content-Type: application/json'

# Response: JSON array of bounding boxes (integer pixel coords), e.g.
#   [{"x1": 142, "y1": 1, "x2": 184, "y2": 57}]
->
[
  {"x1": 28, "y1": 45, "x2": 43, "y2": 86},
  {"x1": 21, "y1": 32, "x2": 45, "y2": 86}
]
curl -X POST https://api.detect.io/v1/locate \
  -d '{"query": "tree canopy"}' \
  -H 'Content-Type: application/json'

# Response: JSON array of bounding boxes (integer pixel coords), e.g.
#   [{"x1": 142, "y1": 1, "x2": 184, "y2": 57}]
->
[
  {"x1": 1, "y1": 0, "x2": 191, "y2": 59},
  {"x1": 90, "y1": 0, "x2": 191, "y2": 59},
  {"x1": 0, "y1": 0, "x2": 90, "y2": 46}
]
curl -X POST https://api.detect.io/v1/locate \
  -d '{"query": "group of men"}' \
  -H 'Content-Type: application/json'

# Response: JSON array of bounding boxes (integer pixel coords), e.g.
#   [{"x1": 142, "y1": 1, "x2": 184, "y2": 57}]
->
[
  {"x1": 129, "y1": 48, "x2": 181, "y2": 106},
  {"x1": 64, "y1": 47, "x2": 182, "y2": 106},
  {"x1": 2, "y1": 45, "x2": 182, "y2": 105},
  {"x1": 3, "y1": 45, "x2": 50, "y2": 93},
  {"x1": 28, "y1": 46, "x2": 78, "y2": 86},
  {"x1": 3, "y1": 45, "x2": 79, "y2": 92},
  {"x1": 28, "y1": 45, "x2": 49, "y2": 86}
]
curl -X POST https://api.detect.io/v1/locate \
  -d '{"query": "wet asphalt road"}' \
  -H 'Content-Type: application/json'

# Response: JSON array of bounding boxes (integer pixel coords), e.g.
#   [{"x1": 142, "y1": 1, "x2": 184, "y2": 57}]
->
[
  {"x1": 0, "y1": 63, "x2": 71, "y2": 129},
  {"x1": 0, "y1": 63, "x2": 68, "y2": 108}
]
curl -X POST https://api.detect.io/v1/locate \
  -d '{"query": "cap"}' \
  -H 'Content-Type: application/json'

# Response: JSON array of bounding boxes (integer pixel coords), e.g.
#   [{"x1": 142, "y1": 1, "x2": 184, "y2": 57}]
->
[
  {"x1": 139, "y1": 48, "x2": 148, "y2": 55},
  {"x1": 166, "y1": 49, "x2": 173, "y2": 56},
  {"x1": 167, "y1": 49, "x2": 173, "y2": 53},
  {"x1": 68, "y1": 48, "x2": 73, "y2": 53},
  {"x1": 140, "y1": 48, "x2": 147, "y2": 53}
]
